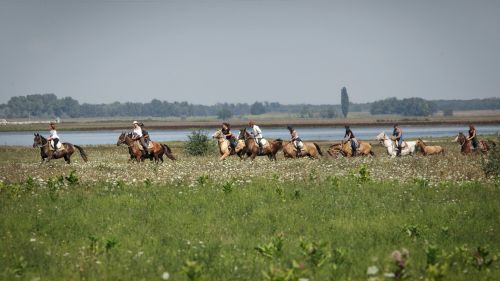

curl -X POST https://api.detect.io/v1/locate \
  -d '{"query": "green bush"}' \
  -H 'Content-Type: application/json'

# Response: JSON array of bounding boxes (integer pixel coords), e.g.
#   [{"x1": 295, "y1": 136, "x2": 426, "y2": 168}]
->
[
  {"x1": 183, "y1": 129, "x2": 214, "y2": 156},
  {"x1": 481, "y1": 137, "x2": 500, "y2": 179}
]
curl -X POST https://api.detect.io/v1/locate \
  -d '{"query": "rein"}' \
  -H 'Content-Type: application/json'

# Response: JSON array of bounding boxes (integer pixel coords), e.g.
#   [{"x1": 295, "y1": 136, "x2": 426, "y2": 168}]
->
[{"x1": 118, "y1": 135, "x2": 135, "y2": 148}]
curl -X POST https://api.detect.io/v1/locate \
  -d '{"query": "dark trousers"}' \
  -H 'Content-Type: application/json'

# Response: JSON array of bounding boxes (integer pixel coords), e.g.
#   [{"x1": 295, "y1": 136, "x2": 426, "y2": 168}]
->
[
  {"x1": 140, "y1": 137, "x2": 149, "y2": 153},
  {"x1": 53, "y1": 138, "x2": 59, "y2": 149}
]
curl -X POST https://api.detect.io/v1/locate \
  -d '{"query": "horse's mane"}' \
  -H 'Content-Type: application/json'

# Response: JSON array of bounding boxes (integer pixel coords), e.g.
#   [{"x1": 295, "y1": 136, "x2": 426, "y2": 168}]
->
[
  {"x1": 418, "y1": 139, "x2": 427, "y2": 146},
  {"x1": 274, "y1": 138, "x2": 283, "y2": 141}
]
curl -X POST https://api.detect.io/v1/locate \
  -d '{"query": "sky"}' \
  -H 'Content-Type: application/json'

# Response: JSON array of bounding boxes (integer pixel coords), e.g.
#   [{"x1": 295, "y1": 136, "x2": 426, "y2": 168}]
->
[{"x1": 0, "y1": 0, "x2": 499, "y2": 105}]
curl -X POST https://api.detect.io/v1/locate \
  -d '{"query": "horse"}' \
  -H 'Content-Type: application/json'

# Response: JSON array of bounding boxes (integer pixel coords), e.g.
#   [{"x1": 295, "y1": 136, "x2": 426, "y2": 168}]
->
[
  {"x1": 237, "y1": 129, "x2": 283, "y2": 161},
  {"x1": 327, "y1": 143, "x2": 343, "y2": 157},
  {"x1": 339, "y1": 139, "x2": 375, "y2": 158},
  {"x1": 117, "y1": 133, "x2": 176, "y2": 163},
  {"x1": 32, "y1": 133, "x2": 88, "y2": 165},
  {"x1": 455, "y1": 132, "x2": 490, "y2": 154},
  {"x1": 415, "y1": 139, "x2": 444, "y2": 156},
  {"x1": 375, "y1": 131, "x2": 416, "y2": 158},
  {"x1": 212, "y1": 130, "x2": 246, "y2": 162},
  {"x1": 280, "y1": 140, "x2": 323, "y2": 160}
]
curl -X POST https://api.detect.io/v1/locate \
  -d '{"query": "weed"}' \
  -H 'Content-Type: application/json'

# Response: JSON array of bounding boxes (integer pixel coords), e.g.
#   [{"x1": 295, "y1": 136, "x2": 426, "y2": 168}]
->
[
  {"x1": 26, "y1": 174, "x2": 34, "y2": 190},
  {"x1": 470, "y1": 246, "x2": 494, "y2": 272},
  {"x1": 144, "y1": 178, "x2": 151, "y2": 187},
  {"x1": 271, "y1": 173, "x2": 280, "y2": 180},
  {"x1": 254, "y1": 234, "x2": 285, "y2": 259},
  {"x1": 105, "y1": 236, "x2": 118, "y2": 253},
  {"x1": 309, "y1": 172, "x2": 318, "y2": 181},
  {"x1": 298, "y1": 237, "x2": 329, "y2": 268},
  {"x1": 10, "y1": 254, "x2": 27, "y2": 277},
  {"x1": 65, "y1": 169, "x2": 79, "y2": 185},
  {"x1": 325, "y1": 174, "x2": 340, "y2": 187},
  {"x1": 401, "y1": 224, "x2": 421, "y2": 239},
  {"x1": 116, "y1": 179, "x2": 125, "y2": 188},
  {"x1": 291, "y1": 189, "x2": 302, "y2": 200},
  {"x1": 357, "y1": 164, "x2": 370, "y2": 183},
  {"x1": 182, "y1": 259, "x2": 204, "y2": 281},
  {"x1": 196, "y1": 174, "x2": 209, "y2": 185},
  {"x1": 222, "y1": 181, "x2": 233, "y2": 194}
]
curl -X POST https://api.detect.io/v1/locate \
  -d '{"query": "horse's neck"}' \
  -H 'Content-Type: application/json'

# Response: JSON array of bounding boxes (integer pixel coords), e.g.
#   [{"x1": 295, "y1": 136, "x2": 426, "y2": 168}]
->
[{"x1": 124, "y1": 136, "x2": 134, "y2": 146}]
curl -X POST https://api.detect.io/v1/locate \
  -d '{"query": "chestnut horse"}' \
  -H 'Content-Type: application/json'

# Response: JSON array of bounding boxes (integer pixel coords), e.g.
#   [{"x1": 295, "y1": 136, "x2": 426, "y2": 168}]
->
[
  {"x1": 117, "y1": 133, "x2": 176, "y2": 163},
  {"x1": 33, "y1": 133, "x2": 88, "y2": 165},
  {"x1": 455, "y1": 132, "x2": 490, "y2": 154},
  {"x1": 416, "y1": 139, "x2": 444, "y2": 156},
  {"x1": 237, "y1": 129, "x2": 283, "y2": 161}
]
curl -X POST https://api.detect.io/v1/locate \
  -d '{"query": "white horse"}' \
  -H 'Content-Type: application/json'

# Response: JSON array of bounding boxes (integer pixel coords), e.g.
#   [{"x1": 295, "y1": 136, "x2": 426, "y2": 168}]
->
[{"x1": 375, "y1": 131, "x2": 416, "y2": 158}]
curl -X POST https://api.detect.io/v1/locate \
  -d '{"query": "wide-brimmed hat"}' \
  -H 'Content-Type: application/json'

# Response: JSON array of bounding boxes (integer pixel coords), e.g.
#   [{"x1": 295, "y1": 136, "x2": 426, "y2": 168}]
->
[{"x1": 249, "y1": 121, "x2": 255, "y2": 126}]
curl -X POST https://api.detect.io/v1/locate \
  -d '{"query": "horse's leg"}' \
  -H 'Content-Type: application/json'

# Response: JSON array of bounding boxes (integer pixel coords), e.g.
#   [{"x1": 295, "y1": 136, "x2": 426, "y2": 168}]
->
[{"x1": 39, "y1": 158, "x2": 46, "y2": 165}]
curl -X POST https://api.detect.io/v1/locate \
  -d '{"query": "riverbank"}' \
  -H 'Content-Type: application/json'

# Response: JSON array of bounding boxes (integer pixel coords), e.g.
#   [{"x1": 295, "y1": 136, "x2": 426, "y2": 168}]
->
[{"x1": 1, "y1": 115, "x2": 499, "y2": 132}]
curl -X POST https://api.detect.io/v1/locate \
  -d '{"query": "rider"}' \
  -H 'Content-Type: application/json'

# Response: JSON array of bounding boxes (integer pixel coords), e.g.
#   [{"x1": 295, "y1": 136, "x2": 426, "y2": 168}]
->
[
  {"x1": 132, "y1": 121, "x2": 149, "y2": 156},
  {"x1": 288, "y1": 125, "x2": 302, "y2": 157},
  {"x1": 47, "y1": 123, "x2": 60, "y2": 152},
  {"x1": 138, "y1": 123, "x2": 150, "y2": 142},
  {"x1": 391, "y1": 124, "x2": 403, "y2": 156},
  {"x1": 466, "y1": 124, "x2": 479, "y2": 149},
  {"x1": 343, "y1": 125, "x2": 357, "y2": 157},
  {"x1": 222, "y1": 123, "x2": 236, "y2": 153},
  {"x1": 250, "y1": 121, "x2": 263, "y2": 155}
]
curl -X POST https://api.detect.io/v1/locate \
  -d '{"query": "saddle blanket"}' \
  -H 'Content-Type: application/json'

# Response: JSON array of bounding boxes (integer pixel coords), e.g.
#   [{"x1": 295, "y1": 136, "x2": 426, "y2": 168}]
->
[
  {"x1": 49, "y1": 140, "x2": 62, "y2": 151},
  {"x1": 292, "y1": 141, "x2": 307, "y2": 152},
  {"x1": 138, "y1": 141, "x2": 154, "y2": 151},
  {"x1": 254, "y1": 138, "x2": 270, "y2": 148}
]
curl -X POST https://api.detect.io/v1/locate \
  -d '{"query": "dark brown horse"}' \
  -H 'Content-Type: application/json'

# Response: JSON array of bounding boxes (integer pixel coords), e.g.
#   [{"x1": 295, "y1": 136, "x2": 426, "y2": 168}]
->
[
  {"x1": 237, "y1": 129, "x2": 283, "y2": 161},
  {"x1": 33, "y1": 133, "x2": 88, "y2": 165},
  {"x1": 117, "y1": 133, "x2": 176, "y2": 163},
  {"x1": 456, "y1": 132, "x2": 490, "y2": 154}
]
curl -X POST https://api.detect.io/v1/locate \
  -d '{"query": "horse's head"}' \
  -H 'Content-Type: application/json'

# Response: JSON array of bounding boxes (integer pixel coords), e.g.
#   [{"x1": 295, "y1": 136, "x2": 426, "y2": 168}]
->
[
  {"x1": 456, "y1": 132, "x2": 466, "y2": 144},
  {"x1": 416, "y1": 139, "x2": 423, "y2": 146},
  {"x1": 239, "y1": 129, "x2": 250, "y2": 140},
  {"x1": 33, "y1": 133, "x2": 45, "y2": 148},
  {"x1": 375, "y1": 131, "x2": 387, "y2": 141},
  {"x1": 211, "y1": 130, "x2": 222, "y2": 139},
  {"x1": 117, "y1": 132, "x2": 127, "y2": 146}
]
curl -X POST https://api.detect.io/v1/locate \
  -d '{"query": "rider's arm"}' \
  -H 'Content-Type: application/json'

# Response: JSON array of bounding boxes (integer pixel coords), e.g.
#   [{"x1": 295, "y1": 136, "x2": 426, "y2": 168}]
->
[
  {"x1": 226, "y1": 130, "x2": 232, "y2": 137},
  {"x1": 472, "y1": 130, "x2": 476, "y2": 139},
  {"x1": 396, "y1": 129, "x2": 402, "y2": 139},
  {"x1": 291, "y1": 131, "x2": 297, "y2": 141}
]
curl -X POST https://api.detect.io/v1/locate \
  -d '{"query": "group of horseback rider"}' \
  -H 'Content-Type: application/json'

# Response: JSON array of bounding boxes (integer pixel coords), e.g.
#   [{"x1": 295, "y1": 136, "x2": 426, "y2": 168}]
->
[{"x1": 43, "y1": 120, "x2": 481, "y2": 158}]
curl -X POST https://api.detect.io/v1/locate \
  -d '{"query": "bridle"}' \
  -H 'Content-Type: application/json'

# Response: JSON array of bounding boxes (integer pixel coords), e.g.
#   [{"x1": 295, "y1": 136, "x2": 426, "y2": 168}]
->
[
  {"x1": 118, "y1": 133, "x2": 134, "y2": 148},
  {"x1": 33, "y1": 135, "x2": 48, "y2": 148}
]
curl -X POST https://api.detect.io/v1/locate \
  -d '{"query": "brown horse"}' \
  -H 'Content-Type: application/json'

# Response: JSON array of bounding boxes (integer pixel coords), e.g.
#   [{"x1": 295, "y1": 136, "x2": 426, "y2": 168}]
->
[
  {"x1": 327, "y1": 143, "x2": 343, "y2": 157},
  {"x1": 212, "y1": 130, "x2": 246, "y2": 162},
  {"x1": 340, "y1": 140, "x2": 375, "y2": 158},
  {"x1": 117, "y1": 133, "x2": 176, "y2": 163},
  {"x1": 33, "y1": 133, "x2": 88, "y2": 165},
  {"x1": 456, "y1": 132, "x2": 490, "y2": 154},
  {"x1": 237, "y1": 129, "x2": 283, "y2": 161},
  {"x1": 281, "y1": 141, "x2": 323, "y2": 160},
  {"x1": 416, "y1": 139, "x2": 444, "y2": 156}
]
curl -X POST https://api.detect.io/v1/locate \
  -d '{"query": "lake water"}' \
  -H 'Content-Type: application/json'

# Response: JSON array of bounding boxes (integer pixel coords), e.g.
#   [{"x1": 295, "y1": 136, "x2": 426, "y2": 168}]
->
[{"x1": 1, "y1": 125, "x2": 499, "y2": 146}]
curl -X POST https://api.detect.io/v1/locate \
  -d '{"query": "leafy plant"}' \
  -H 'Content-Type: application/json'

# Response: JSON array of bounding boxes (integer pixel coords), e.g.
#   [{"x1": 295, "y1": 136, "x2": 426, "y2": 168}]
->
[
  {"x1": 196, "y1": 174, "x2": 209, "y2": 185},
  {"x1": 357, "y1": 164, "x2": 370, "y2": 183},
  {"x1": 261, "y1": 261, "x2": 308, "y2": 281},
  {"x1": 182, "y1": 259, "x2": 204, "y2": 281},
  {"x1": 413, "y1": 177, "x2": 430, "y2": 187},
  {"x1": 470, "y1": 246, "x2": 494, "y2": 272},
  {"x1": 291, "y1": 189, "x2": 302, "y2": 200},
  {"x1": 144, "y1": 178, "x2": 151, "y2": 187},
  {"x1": 116, "y1": 179, "x2": 125, "y2": 188},
  {"x1": 183, "y1": 129, "x2": 214, "y2": 156},
  {"x1": 271, "y1": 173, "x2": 280, "y2": 180},
  {"x1": 331, "y1": 247, "x2": 348, "y2": 271},
  {"x1": 254, "y1": 234, "x2": 285, "y2": 259},
  {"x1": 400, "y1": 224, "x2": 421, "y2": 239},
  {"x1": 56, "y1": 175, "x2": 64, "y2": 184},
  {"x1": 105, "y1": 236, "x2": 118, "y2": 253},
  {"x1": 386, "y1": 249, "x2": 410, "y2": 280},
  {"x1": 65, "y1": 169, "x2": 79, "y2": 185},
  {"x1": 222, "y1": 181, "x2": 233, "y2": 194},
  {"x1": 47, "y1": 177, "x2": 59, "y2": 201},
  {"x1": 26, "y1": 174, "x2": 34, "y2": 189},
  {"x1": 298, "y1": 237, "x2": 329, "y2": 268},
  {"x1": 425, "y1": 263, "x2": 448, "y2": 281},
  {"x1": 10, "y1": 254, "x2": 27, "y2": 276},
  {"x1": 325, "y1": 174, "x2": 340, "y2": 187},
  {"x1": 275, "y1": 185, "x2": 284, "y2": 196},
  {"x1": 308, "y1": 172, "x2": 317, "y2": 181}
]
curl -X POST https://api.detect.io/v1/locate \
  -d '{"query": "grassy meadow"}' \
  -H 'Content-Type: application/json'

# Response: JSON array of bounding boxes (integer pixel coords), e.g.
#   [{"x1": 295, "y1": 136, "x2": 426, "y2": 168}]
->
[{"x1": 1, "y1": 140, "x2": 500, "y2": 280}]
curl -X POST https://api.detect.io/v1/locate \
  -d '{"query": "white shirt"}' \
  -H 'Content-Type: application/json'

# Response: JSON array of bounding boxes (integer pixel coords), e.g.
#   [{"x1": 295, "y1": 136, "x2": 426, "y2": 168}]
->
[
  {"x1": 50, "y1": 130, "x2": 59, "y2": 139},
  {"x1": 251, "y1": 125, "x2": 262, "y2": 139},
  {"x1": 133, "y1": 127, "x2": 143, "y2": 137}
]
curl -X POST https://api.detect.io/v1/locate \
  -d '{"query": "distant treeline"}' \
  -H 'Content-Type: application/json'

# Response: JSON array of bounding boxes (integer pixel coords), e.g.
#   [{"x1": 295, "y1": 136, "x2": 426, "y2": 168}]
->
[{"x1": 0, "y1": 93, "x2": 499, "y2": 119}]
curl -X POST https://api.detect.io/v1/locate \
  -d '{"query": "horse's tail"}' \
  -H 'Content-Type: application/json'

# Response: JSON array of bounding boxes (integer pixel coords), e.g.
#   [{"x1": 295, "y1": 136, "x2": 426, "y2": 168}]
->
[
  {"x1": 313, "y1": 143, "x2": 323, "y2": 157},
  {"x1": 161, "y1": 143, "x2": 176, "y2": 161},
  {"x1": 74, "y1": 145, "x2": 88, "y2": 162}
]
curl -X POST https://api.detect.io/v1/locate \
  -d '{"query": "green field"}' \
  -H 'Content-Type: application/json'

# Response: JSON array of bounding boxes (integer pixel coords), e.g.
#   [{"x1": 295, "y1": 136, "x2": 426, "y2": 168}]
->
[{"x1": 1, "y1": 141, "x2": 499, "y2": 280}]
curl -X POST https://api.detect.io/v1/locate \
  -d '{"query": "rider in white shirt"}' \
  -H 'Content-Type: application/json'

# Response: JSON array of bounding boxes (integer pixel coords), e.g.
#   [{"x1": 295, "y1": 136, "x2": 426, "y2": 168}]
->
[
  {"x1": 249, "y1": 121, "x2": 263, "y2": 155},
  {"x1": 47, "y1": 123, "x2": 60, "y2": 151},
  {"x1": 132, "y1": 121, "x2": 149, "y2": 156}
]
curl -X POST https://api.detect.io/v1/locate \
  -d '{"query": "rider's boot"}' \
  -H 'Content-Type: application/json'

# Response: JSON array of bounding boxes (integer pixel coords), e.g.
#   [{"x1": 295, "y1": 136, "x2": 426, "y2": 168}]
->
[
  {"x1": 396, "y1": 147, "x2": 401, "y2": 157},
  {"x1": 352, "y1": 150, "x2": 357, "y2": 157},
  {"x1": 296, "y1": 148, "x2": 301, "y2": 157}
]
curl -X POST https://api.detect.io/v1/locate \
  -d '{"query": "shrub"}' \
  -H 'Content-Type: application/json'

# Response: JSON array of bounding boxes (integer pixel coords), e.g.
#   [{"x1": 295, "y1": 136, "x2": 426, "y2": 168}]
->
[
  {"x1": 183, "y1": 129, "x2": 214, "y2": 156},
  {"x1": 481, "y1": 136, "x2": 500, "y2": 178},
  {"x1": 443, "y1": 107, "x2": 453, "y2": 116}
]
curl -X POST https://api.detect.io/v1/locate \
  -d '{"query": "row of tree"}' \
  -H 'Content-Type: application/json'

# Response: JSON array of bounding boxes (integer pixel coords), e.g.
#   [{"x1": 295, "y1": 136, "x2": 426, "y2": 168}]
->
[{"x1": 1, "y1": 93, "x2": 499, "y2": 119}]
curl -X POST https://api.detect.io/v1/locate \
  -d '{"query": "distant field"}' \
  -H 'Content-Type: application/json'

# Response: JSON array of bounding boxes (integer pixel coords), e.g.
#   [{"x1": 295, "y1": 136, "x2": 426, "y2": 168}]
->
[{"x1": 2, "y1": 111, "x2": 500, "y2": 132}]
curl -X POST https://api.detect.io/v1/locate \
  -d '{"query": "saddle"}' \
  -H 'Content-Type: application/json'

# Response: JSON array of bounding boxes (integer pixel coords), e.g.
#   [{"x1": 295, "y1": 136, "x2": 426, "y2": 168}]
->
[
  {"x1": 291, "y1": 141, "x2": 307, "y2": 152},
  {"x1": 49, "y1": 140, "x2": 62, "y2": 151},
  {"x1": 393, "y1": 141, "x2": 408, "y2": 149},
  {"x1": 254, "y1": 138, "x2": 270, "y2": 148},
  {"x1": 137, "y1": 140, "x2": 154, "y2": 151}
]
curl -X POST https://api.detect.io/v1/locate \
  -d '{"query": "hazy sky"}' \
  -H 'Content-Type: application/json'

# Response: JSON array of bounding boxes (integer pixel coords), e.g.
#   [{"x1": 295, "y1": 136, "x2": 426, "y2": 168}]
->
[{"x1": 1, "y1": 0, "x2": 499, "y2": 105}]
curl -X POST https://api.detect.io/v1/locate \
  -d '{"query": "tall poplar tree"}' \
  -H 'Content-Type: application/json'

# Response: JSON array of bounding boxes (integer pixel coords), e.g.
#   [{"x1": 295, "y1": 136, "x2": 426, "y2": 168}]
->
[{"x1": 341, "y1": 87, "x2": 349, "y2": 118}]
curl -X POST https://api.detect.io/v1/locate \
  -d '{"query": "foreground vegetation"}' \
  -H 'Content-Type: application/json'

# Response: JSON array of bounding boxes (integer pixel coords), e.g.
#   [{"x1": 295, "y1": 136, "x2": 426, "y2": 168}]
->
[{"x1": 1, "y1": 142, "x2": 499, "y2": 280}]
